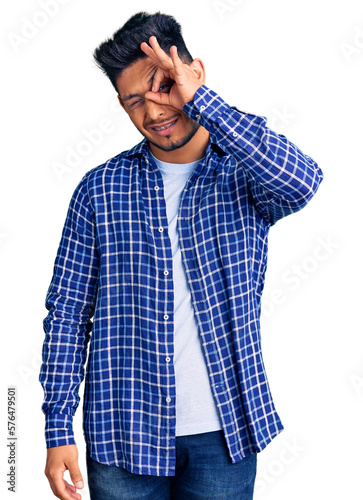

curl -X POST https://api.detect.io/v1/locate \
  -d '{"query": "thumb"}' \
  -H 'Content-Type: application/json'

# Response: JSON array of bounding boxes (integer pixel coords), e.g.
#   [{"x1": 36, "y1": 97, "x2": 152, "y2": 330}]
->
[{"x1": 68, "y1": 462, "x2": 84, "y2": 489}]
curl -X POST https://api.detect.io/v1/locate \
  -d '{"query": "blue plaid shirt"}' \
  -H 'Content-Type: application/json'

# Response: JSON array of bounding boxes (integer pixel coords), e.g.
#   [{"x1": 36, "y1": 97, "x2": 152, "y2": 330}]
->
[{"x1": 39, "y1": 84, "x2": 323, "y2": 476}]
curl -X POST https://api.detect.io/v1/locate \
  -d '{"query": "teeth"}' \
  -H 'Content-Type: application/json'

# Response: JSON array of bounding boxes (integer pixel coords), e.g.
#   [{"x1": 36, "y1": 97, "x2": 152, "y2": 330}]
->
[{"x1": 154, "y1": 120, "x2": 176, "y2": 131}]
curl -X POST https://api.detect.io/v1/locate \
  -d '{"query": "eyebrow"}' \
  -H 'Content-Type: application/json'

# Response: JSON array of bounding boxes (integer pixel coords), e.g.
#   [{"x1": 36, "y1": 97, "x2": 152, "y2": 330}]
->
[{"x1": 122, "y1": 68, "x2": 158, "y2": 102}]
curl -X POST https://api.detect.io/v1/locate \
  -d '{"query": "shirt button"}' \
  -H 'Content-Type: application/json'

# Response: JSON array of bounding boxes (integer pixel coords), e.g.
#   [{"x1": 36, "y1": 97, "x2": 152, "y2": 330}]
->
[
  {"x1": 154, "y1": 186, "x2": 160, "y2": 191},
  {"x1": 196, "y1": 114, "x2": 201, "y2": 119},
  {"x1": 233, "y1": 132, "x2": 238, "y2": 137},
  {"x1": 165, "y1": 357, "x2": 171, "y2": 363},
  {"x1": 163, "y1": 270, "x2": 169, "y2": 276},
  {"x1": 158, "y1": 227, "x2": 164, "y2": 232},
  {"x1": 166, "y1": 397, "x2": 171, "y2": 403},
  {"x1": 215, "y1": 383, "x2": 224, "y2": 392},
  {"x1": 163, "y1": 314, "x2": 169, "y2": 320},
  {"x1": 200, "y1": 105, "x2": 206, "y2": 111}
]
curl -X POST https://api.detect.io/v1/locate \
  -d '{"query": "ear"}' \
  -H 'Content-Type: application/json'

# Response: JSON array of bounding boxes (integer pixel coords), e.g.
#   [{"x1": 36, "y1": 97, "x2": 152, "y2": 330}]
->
[
  {"x1": 189, "y1": 58, "x2": 206, "y2": 85},
  {"x1": 117, "y1": 94, "x2": 125, "y2": 111}
]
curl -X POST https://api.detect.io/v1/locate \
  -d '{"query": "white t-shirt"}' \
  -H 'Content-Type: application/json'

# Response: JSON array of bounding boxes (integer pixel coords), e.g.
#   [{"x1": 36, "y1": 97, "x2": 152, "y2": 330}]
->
[{"x1": 150, "y1": 151, "x2": 223, "y2": 436}]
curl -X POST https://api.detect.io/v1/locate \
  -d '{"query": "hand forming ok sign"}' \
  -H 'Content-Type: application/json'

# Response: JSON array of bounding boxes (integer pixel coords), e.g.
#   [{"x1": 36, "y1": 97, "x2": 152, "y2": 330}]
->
[{"x1": 140, "y1": 36, "x2": 205, "y2": 111}]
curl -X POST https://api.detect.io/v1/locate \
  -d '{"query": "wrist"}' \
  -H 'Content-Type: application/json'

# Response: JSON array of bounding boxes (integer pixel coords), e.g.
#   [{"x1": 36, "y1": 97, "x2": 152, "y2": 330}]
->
[{"x1": 183, "y1": 83, "x2": 203, "y2": 107}]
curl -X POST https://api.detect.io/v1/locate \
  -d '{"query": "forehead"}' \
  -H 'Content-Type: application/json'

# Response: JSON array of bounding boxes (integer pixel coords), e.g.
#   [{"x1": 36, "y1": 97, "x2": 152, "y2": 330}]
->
[{"x1": 116, "y1": 57, "x2": 158, "y2": 96}]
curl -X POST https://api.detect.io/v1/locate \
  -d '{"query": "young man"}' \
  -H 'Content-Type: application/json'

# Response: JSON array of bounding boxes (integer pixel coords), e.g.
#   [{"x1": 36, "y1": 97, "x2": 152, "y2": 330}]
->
[{"x1": 39, "y1": 12, "x2": 324, "y2": 500}]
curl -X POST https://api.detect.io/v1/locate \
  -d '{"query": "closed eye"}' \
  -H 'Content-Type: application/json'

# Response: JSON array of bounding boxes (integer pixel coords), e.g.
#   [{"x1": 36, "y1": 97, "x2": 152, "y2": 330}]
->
[{"x1": 130, "y1": 99, "x2": 142, "y2": 107}]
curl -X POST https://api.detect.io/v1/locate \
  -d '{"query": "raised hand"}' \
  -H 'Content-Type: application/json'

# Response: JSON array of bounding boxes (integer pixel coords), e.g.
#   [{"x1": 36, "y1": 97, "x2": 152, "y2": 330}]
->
[{"x1": 140, "y1": 36, "x2": 205, "y2": 110}]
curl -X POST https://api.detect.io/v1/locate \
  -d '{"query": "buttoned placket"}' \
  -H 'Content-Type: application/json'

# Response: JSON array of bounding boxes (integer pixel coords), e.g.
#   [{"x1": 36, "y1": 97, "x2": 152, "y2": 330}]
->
[
  {"x1": 144, "y1": 156, "x2": 176, "y2": 467},
  {"x1": 174, "y1": 150, "x2": 230, "y2": 421}
]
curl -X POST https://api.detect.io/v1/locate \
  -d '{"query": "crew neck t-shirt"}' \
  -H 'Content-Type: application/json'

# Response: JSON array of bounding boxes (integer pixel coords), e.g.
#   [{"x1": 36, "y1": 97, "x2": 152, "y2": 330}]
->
[{"x1": 150, "y1": 151, "x2": 223, "y2": 436}]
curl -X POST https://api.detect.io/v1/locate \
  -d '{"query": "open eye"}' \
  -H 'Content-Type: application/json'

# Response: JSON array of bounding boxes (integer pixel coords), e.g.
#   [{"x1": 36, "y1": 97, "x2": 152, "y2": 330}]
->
[{"x1": 158, "y1": 84, "x2": 172, "y2": 93}]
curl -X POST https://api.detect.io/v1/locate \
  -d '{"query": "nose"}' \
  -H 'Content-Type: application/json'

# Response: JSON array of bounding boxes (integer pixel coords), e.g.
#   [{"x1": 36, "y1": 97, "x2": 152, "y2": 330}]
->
[{"x1": 144, "y1": 98, "x2": 166, "y2": 122}]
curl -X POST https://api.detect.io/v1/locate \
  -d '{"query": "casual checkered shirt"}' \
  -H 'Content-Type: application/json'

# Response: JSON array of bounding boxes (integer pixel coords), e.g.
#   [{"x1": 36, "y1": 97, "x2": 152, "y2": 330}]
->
[{"x1": 39, "y1": 84, "x2": 323, "y2": 476}]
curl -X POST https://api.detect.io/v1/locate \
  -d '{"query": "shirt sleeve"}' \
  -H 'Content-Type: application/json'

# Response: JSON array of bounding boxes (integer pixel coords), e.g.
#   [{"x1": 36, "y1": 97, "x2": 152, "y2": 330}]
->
[
  {"x1": 183, "y1": 85, "x2": 324, "y2": 225},
  {"x1": 38, "y1": 172, "x2": 99, "y2": 448}
]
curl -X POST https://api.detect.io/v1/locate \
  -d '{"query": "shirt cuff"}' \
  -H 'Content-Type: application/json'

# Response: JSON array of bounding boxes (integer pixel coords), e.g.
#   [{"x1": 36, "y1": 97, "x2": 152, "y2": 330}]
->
[
  {"x1": 183, "y1": 84, "x2": 267, "y2": 151},
  {"x1": 44, "y1": 412, "x2": 76, "y2": 448},
  {"x1": 183, "y1": 85, "x2": 231, "y2": 128}
]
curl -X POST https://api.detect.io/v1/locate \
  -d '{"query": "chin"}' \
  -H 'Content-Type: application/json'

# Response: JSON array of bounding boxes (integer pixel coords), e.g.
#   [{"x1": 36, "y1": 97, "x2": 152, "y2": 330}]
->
[{"x1": 146, "y1": 122, "x2": 200, "y2": 153}]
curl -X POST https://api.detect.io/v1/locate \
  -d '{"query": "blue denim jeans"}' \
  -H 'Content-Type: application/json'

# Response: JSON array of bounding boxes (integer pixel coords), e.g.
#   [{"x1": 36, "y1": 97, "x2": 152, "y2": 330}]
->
[{"x1": 86, "y1": 430, "x2": 257, "y2": 499}]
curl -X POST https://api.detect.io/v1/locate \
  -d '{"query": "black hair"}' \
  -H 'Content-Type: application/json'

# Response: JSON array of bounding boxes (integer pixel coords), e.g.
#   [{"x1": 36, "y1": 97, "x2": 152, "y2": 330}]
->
[{"x1": 93, "y1": 12, "x2": 194, "y2": 93}]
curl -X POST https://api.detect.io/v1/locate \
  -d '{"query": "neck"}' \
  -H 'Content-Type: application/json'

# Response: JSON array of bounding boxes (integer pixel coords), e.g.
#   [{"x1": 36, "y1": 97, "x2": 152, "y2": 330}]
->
[{"x1": 149, "y1": 126, "x2": 210, "y2": 164}]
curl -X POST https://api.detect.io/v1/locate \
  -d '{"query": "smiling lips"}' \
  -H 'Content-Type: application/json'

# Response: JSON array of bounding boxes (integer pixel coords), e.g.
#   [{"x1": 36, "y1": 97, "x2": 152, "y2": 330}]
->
[
  {"x1": 153, "y1": 120, "x2": 177, "y2": 131},
  {"x1": 151, "y1": 118, "x2": 178, "y2": 135}
]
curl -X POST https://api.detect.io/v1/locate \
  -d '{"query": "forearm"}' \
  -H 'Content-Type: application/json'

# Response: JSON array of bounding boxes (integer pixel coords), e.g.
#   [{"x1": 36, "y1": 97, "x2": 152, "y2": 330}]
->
[
  {"x1": 40, "y1": 308, "x2": 93, "y2": 447},
  {"x1": 183, "y1": 85, "x2": 324, "y2": 222}
]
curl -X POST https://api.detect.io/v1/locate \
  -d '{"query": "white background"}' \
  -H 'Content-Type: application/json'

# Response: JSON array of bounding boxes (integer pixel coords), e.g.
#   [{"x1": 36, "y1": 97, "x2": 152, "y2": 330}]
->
[{"x1": 1, "y1": 0, "x2": 362, "y2": 498}]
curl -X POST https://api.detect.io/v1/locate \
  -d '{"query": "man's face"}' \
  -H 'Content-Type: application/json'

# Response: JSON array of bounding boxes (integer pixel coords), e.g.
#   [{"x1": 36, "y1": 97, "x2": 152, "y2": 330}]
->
[{"x1": 116, "y1": 57, "x2": 200, "y2": 153}]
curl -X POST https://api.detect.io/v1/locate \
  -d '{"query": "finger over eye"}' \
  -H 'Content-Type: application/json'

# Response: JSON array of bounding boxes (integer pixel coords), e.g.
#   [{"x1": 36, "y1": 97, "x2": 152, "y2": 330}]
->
[{"x1": 152, "y1": 67, "x2": 170, "y2": 92}]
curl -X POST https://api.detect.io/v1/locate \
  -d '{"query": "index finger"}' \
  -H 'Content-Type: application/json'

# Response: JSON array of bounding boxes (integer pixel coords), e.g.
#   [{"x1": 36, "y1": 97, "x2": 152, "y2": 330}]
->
[
  {"x1": 140, "y1": 36, "x2": 173, "y2": 68},
  {"x1": 50, "y1": 475, "x2": 82, "y2": 500}
]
